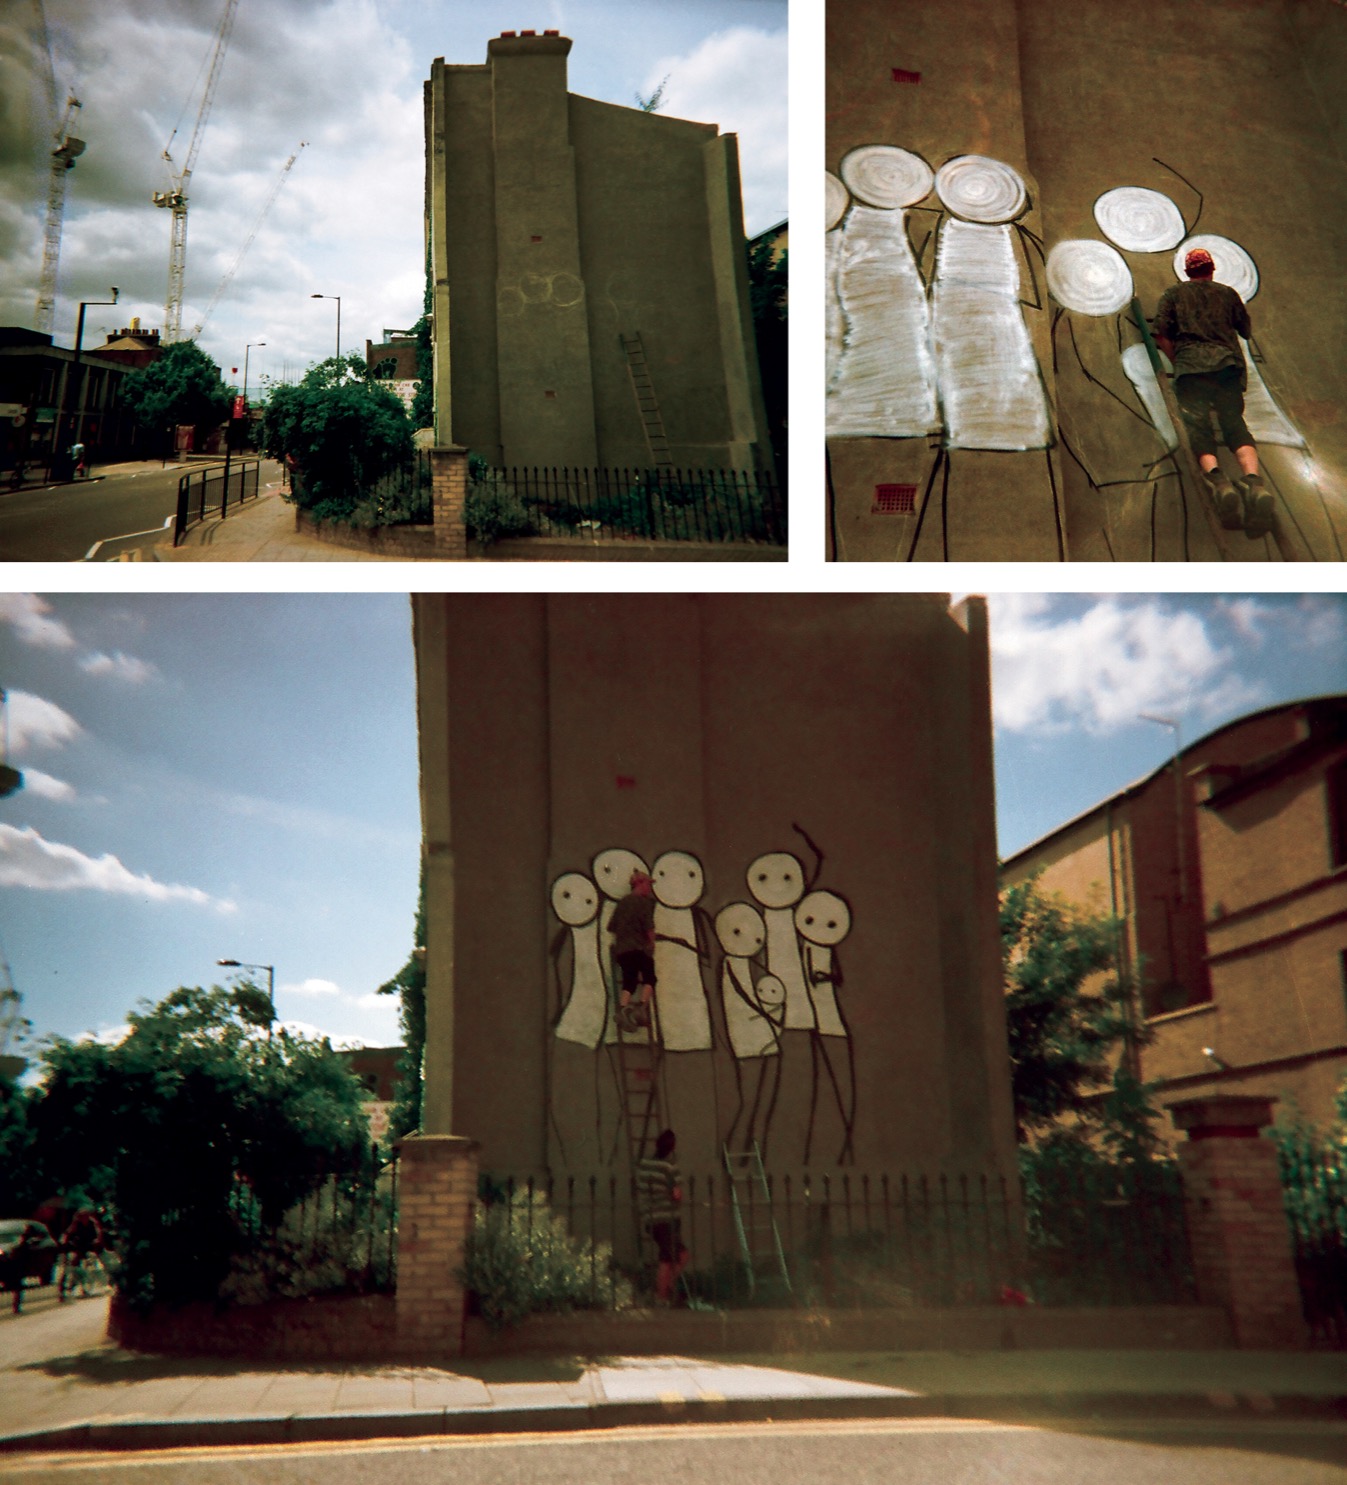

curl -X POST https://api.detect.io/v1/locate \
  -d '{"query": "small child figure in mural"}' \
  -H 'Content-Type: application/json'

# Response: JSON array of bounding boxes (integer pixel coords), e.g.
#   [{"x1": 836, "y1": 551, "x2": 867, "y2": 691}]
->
[
  {"x1": 609, "y1": 869, "x2": 656, "y2": 1032},
  {"x1": 636, "y1": 1127, "x2": 690, "y2": 1305},
  {"x1": 1152, "y1": 247, "x2": 1271, "y2": 538}
]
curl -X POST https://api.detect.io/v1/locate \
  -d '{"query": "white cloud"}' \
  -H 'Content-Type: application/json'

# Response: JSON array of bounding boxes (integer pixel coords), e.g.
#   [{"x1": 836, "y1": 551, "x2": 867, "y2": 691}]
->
[
  {"x1": 0, "y1": 823, "x2": 235, "y2": 911},
  {"x1": 643, "y1": 26, "x2": 787, "y2": 235},
  {"x1": 277, "y1": 1018, "x2": 366, "y2": 1050},
  {"x1": 0, "y1": 595, "x2": 76, "y2": 650},
  {"x1": 17, "y1": 768, "x2": 76, "y2": 802},
  {"x1": 6, "y1": 691, "x2": 82, "y2": 753},
  {"x1": 79, "y1": 651, "x2": 160, "y2": 685},
  {"x1": 79, "y1": 1023, "x2": 131, "y2": 1047},
  {"x1": 284, "y1": 977, "x2": 342, "y2": 998},
  {"x1": 989, "y1": 595, "x2": 1264, "y2": 736}
]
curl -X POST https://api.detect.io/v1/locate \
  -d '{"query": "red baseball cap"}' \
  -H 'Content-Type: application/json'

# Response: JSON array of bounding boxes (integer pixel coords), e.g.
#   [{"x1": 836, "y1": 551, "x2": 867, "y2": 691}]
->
[{"x1": 1184, "y1": 247, "x2": 1215, "y2": 275}]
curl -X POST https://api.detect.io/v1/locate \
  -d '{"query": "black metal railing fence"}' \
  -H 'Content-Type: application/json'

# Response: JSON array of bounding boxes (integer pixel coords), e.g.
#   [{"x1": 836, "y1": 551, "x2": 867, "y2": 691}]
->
[
  {"x1": 474, "y1": 1164, "x2": 1197, "y2": 1312},
  {"x1": 485, "y1": 465, "x2": 785, "y2": 546},
  {"x1": 173, "y1": 459, "x2": 260, "y2": 545},
  {"x1": 355, "y1": 448, "x2": 433, "y2": 526}
]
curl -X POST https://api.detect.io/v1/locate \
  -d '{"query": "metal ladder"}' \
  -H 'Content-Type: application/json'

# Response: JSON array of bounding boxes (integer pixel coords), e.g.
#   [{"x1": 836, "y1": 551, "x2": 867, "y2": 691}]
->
[
  {"x1": 620, "y1": 333, "x2": 673, "y2": 468},
  {"x1": 723, "y1": 1142, "x2": 791, "y2": 1295}
]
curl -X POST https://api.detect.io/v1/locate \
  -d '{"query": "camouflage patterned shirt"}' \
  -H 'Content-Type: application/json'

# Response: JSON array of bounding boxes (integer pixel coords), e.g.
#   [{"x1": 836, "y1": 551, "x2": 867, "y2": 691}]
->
[{"x1": 1152, "y1": 280, "x2": 1252, "y2": 381}]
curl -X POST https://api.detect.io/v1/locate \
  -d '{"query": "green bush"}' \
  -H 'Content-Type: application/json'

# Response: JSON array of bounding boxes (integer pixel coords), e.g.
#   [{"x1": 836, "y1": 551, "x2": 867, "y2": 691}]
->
[
  {"x1": 464, "y1": 471, "x2": 534, "y2": 547},
  {"x1": 457, "y1": 1187, "x2": 631, "y2": 1331}
]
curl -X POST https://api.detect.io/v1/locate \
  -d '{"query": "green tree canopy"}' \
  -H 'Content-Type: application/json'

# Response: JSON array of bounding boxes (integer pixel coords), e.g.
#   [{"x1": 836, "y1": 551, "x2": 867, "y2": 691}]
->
[
  {"x1": 120, "y1": 340, "x2": 233, "y2": 437},
  {"x1": 1001, "y1": 875, "x2": 1156, "y2": 1149},
  {"x1": 262, "y1": 354, "x2": 413, "y2": 522},
  {"x1": 30, "y1": 984, "x2": 368, "y2": 1308}
]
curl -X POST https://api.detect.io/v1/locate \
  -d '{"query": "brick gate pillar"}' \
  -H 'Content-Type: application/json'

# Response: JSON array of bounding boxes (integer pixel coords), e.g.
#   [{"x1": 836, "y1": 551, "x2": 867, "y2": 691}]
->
[
  {"x1": 1168, "y1": 1095, "x2": 1307, "y2": 1350},
  {"x1": 395, "y1": 1134, "x2": 479, "y2": 1358},
  {"x1": 429, "y1": 445, "x2": 469, "y2": 560}
]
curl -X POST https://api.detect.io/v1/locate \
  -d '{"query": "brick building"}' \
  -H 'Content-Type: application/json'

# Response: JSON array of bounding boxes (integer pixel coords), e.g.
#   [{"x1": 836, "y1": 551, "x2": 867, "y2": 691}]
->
[{"x1": 1002, "y1": 696, "x2": 1347, "y2": 1132}]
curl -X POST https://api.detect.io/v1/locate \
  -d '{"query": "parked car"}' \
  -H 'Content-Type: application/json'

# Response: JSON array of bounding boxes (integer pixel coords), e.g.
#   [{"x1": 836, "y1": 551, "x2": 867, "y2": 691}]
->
[{"x1": 0, "y1": 1220, "x2": 58, "y2": 1291}]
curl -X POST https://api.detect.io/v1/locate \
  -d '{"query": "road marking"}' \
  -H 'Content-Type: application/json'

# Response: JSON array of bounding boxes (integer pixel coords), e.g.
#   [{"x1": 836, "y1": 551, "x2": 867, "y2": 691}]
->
[{"x1": 82, "y1": 516, "x2": 174, "y2": 562}]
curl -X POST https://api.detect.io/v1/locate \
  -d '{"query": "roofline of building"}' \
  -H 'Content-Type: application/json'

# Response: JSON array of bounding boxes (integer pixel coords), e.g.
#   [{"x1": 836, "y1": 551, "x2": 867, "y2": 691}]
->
[{"x1": 1000, "y1": 691, "x2": 1347, "y2": 867}]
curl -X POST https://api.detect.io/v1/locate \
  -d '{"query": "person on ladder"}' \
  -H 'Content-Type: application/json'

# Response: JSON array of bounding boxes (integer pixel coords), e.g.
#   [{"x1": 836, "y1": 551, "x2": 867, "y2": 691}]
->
[
  {"x1": 610, "y1": 869, "x2": 656, "y2": 1033},
  {"x1": 637, "y1": 1127, "x2": 690, "y2": 1305}
]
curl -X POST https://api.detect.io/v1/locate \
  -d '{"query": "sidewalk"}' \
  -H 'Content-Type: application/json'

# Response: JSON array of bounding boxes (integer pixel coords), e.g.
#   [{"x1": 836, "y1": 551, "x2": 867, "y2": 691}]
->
[
  {"x1": 1, "y1": 1293, "x2": 1343, "y2": 1455},
  {"x1": 154, "y1": 482, "x2": 412, "y2": 563}
]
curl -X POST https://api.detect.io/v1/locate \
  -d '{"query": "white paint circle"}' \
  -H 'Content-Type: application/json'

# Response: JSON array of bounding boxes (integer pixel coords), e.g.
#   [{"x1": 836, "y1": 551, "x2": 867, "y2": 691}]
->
[
  {"x1": 795, "y1": 890, "x2": 852, "y2": 946},
  {"x1": 715, "y1": 901, "x2": 766, "y2": 957},
  {"x1": 1046, "y1": 240, "x2": 1134, "y2": 316},
  {"x1": 1173, "y1": 234, "x2": 1259, "y2": 301},
  {"x1": 653, "y1": 849, "x2": 704, "y2": 909},
  {"x1": 551, "y1": 871, "x2": 598, "y2": 926},
  {"x1": 746, "y1": 852, "x2": 805, "y2": 910},
  {"x1": 934, "y1": 155, "x2": 1027, "y2": 223},
  {"x1": 826, "y1": 171, "x2": 849, "y2": 231},
  {"x1": 592, "y1": 848, "x2": 649, "y2": 901},
  {"x1": 839, "y1": 145, "x2": 933, "y2": 210},
  {"x1": 1093, "y1": 187, "x2": 1185, "y2": 253}
]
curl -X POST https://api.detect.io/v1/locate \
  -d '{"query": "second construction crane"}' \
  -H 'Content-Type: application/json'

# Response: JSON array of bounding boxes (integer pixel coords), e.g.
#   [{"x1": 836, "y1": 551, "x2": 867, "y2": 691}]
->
[
  {"x1": 153, "y1": 0, "x2": 239, "y2": 343},
  {"x1": 31, "y1": 0, "x2": 83, "y2": 337}
]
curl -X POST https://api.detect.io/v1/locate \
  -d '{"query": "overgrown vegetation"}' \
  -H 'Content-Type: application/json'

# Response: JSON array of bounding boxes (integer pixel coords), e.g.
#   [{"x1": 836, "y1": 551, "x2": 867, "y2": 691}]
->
[
  {"x1": 22, "y1": 984, "x2": 369, "y2": 1310},
  {"x1": 463, "y1": 455, "x2": 535, "y2": 547},
  {"x1": 746, "y1": 233, "x2": 787, "y2": 480},
  {"x1": 120, "y1": 340, "x2": 233, "y2": 448},
  {"x1": 457, "y1": 1186, "x2": 631, "y2": 1331},
  {"x1": 377, "y1": 868, "x2": 427, "y2": 1140},
  {"x1": 262, "y1": 354, "x2": 413, "y2": 523},
  {"x1": 1272, "y1": 1083, "x2": 1347, "y2": 1342}
]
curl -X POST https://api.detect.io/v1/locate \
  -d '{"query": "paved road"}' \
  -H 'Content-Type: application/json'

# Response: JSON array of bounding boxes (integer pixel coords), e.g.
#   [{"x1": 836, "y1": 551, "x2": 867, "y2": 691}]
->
[
  {"x1": 2, "y1": 1417, "x2": 1344, "y2": 1484},
  {"x1": 0, "y1": 461, "x2": 279, "y2": 561}
]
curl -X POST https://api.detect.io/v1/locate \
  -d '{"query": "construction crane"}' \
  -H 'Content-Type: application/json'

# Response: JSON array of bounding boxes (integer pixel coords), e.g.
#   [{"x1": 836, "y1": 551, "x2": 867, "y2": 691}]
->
[
  {"x1": 31, "y1": 1, "x2": 83, "y2": 337},
  {"x1": 190, "y1": 141, "x2": 306, "y2": 341},
  {"x1": 153, "y1": 0, "x2": 239, "y2": 342}
]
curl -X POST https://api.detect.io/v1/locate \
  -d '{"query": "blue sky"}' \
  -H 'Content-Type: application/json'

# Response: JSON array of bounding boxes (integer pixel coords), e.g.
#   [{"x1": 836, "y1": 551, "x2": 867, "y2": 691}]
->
[
  {"x1": 0, "y1": 0, "x2": 788, "y2": 379},
  {"x1": 3, "y1": 592, "x2": 1345, "y2": 1056}
]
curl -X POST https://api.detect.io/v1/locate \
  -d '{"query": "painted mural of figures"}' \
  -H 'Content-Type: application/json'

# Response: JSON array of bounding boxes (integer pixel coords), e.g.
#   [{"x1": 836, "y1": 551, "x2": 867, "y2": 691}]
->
[
  {"x1": 651, "y1": 850, "x2": 713, "y2": 1052},
  {"x1": 1167, "y1": 234, "x2": 1306, "y2": 452},
  {"x1": 745, "y1": 851, "x2": 811, "y2": 1029},
  {"x1": 795, "y1": 890, "x2": 857, "y2": 1164},
  {"x1": 930, "y1": 155, "x2": 1052, "y2": 453},
  {"x1": 826, "y1": 146, "x2": 940, "y2": 439},
  {"x1": 716, "y1": 900, "x2": 786, "y2": 1157},
  {"x1": 825, "y1": 171, "x2": 849, "y2": 394},
  {"x1": 549, "y1": 870, "x2": 608, "y2": 1048},
  {"x1": 592, "y1": 847, "x2": 649, "y2": 1046}
]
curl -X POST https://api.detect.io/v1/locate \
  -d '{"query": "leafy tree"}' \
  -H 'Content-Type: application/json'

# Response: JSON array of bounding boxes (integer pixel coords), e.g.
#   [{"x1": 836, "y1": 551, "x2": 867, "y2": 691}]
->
[
  {"x1": 120, "y1": 340, "x2": 233, "y2": 445},
  {"x1": 746, "y1": 236, "x2": 788, "y2": 479},
  {"x1": 29, "y1": 984, "x2": 368, "y2": 1309},
  {"x1": 262, "y1": 354, "x2": 413, "y2": 522},
  {"x1": 410, "y1": 244, "x2": 435, "y2": 433},
  {"x1": 634, "y1": 74, "x2": 670, "y2": 112},
  {"x1": 377, "y1": 867, "x2": 426, "y2": 1140},
  {"x1": 1000, "y1": 875, "x2": 1155, "y2": 1149}
]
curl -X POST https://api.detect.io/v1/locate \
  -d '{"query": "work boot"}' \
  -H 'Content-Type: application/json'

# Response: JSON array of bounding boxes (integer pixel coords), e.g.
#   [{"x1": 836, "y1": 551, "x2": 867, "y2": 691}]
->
[
  {"x1": 1204, "y1": 468, "x2": 1242, "y2": 530},
  {"x1": 1241, "y1": 475, "x2": 1275, "y2": 541}
]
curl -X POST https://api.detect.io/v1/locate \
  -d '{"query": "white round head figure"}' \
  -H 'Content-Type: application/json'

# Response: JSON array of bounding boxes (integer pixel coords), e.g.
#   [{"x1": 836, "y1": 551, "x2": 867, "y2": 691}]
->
[
  {"x1": 652, "y1": 850, "x2": 704, "y2": 909},
  {"x1": 715, "y1": 901, "x2": 766, "y2": 958},
  {"x1": 746, "y1": 852, "x2": 806, "y2": 910},
  {"x1": 839, "y1": 145, "x2": 933, "y2": 211},
  {"x1": 550, "y1": 871, "x2": 598, "y2": 926},
  {"x1": 592, "y1": 848, "x2": 649, "y2": 902},
  {"x1": 826, "y1": 170, "x2": 849, "y2": 231},
  {"x1": 935, "y1": 154, "x2": 1028, "y2": 224},
  {"x1": 795, "y1": 890, "x2": 852, "y2": 946},
  {"x1": 754, "y1": 974, "x2": 786, "y2": 1018}
]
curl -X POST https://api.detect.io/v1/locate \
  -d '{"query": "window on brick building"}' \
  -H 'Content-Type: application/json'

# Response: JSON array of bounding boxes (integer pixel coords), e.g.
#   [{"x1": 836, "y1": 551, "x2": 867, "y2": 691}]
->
[{"x1": 1329, "y1": 757, "x2": 1347, "y2": 869}]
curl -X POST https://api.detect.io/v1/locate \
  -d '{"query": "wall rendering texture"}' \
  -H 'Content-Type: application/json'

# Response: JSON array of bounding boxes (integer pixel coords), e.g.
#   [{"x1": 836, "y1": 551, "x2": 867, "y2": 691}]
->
[
  {"x1": 425, "y1": 32, "x2": 772, "y2": 473},
  {"x1": 413, "y1": 594, "x2": 1017, "y2": 1184}
]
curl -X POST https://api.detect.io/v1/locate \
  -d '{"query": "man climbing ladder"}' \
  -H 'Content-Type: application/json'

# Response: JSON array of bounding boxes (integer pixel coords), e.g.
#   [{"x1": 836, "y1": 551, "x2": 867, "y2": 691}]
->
[
  {"x1": 1152, "y1": 246, "x2": 1273, "y2": 540},
  {"x1": 609, "y1": 869, "x2": 656, "y2": 1032}
]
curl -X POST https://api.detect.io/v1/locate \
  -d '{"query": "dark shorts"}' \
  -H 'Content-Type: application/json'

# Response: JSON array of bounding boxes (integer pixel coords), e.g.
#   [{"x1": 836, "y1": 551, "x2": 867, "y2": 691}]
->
[
  {"x1": 1173, "y1": 366, "x2": 1254, "y2": 459},
  {"x1": 616, "y1": 950, "x2": 655, "y2": 992},
  {"x1": 648, "y1": 1219, "x2": 685, "y2": 1264}
]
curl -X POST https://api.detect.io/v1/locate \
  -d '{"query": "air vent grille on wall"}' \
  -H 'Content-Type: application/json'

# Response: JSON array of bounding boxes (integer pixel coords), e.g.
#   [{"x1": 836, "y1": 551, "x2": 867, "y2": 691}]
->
[{"x1": 873, "y1": 483, "x2": 916, "y2": 513}]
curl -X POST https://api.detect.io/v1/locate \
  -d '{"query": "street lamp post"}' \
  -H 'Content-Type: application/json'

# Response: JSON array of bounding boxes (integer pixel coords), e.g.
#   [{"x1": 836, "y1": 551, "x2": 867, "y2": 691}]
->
[
  {"x1": 241, "y1": 341, "x2": 265, "y2": 452},
  {"x1": 68, "y1": 286, "x2": 119, "y2": 476},
  {"x1": 216, "y1": 958, "x2": 275, "y2": 1038},
  {"x1": 311, "y1": 293, "x2": 341, "y2": 361}
]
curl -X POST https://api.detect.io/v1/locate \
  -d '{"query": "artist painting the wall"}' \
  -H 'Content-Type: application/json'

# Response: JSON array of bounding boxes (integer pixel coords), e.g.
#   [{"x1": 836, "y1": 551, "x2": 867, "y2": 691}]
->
[{"x1": 1152, "y1": 247, "x2": 1272, "y2": 539}]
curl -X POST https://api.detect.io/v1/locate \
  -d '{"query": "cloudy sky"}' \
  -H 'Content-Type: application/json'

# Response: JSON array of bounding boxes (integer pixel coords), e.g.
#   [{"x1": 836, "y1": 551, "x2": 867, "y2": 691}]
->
[
  {"x1": 1, "y1": 591, "x2": 1343, "y2": 1054},
  {"x1": 0, "y1": 0, "x2": 787, "y2": 383}
]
